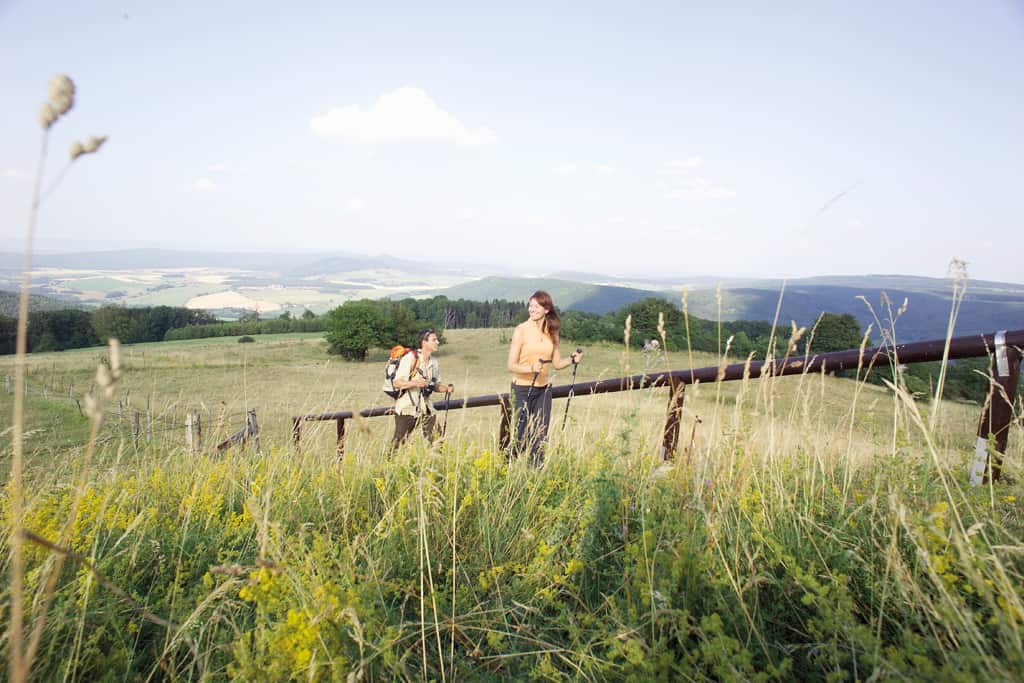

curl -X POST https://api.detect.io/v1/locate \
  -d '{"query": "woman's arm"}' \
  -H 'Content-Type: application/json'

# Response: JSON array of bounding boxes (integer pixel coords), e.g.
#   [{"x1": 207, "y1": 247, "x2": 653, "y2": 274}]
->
[
  {"x1": 552, "y1": 345, "x2": 582, "y2": 371},
  {"x1": 507, "y1": 326, "x2": 528, "y2": 374}
]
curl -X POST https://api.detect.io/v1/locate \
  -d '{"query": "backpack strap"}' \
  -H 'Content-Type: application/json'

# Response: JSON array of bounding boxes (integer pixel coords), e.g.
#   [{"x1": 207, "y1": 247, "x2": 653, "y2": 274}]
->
[{"x1": 397, "y1": 349, "x2": 422, "y2": 401}]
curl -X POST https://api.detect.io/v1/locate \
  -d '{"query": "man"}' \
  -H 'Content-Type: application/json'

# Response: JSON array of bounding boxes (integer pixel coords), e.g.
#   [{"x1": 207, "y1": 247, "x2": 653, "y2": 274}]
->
[{"x1": 390, "y1": 328, "x2": 455, "y2": 450}]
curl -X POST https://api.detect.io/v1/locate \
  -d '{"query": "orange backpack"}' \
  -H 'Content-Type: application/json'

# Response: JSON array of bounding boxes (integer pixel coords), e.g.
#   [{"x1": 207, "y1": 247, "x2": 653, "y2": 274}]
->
[{"x1": 382, "y1": 346, "x2": 419, "y2": 399}]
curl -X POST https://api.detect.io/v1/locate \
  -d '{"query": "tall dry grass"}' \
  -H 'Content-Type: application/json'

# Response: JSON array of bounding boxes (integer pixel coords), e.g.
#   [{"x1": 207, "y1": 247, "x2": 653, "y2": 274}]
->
[{"x1": 6, "y1": 74, "x2": 106, "y2": 683}]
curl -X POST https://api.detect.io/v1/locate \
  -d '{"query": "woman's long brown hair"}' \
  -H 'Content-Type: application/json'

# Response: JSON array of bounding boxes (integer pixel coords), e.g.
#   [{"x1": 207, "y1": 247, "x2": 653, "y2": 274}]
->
[{"x1": 530, "y1": 290, "x2": 560, "y2": 344}]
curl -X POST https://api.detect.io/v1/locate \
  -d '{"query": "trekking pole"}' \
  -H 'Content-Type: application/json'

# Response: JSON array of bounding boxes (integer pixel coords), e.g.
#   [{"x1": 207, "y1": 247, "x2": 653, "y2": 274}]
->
[
  {"x1": 561, "y1": 347, "x2": 583, "y2": 431},
  {"x1": 441, "y1": 389, "x2": 451, "y2": 438},
  {"x1": 524, "y1": 359, "x2": 551, "y2": 406}
]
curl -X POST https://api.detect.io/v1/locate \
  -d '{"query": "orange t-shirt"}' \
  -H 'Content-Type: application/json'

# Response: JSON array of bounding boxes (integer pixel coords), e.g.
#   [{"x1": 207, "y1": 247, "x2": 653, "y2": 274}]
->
[{"x1": 512, "y1": 321, "x2": 556, "y2": 386}]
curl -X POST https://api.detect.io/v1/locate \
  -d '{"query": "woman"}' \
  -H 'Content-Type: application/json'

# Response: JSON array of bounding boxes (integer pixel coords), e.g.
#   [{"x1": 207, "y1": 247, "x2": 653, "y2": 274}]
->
[{"x1": 506, "y1": 290, "x2": 583, "y2": 465}]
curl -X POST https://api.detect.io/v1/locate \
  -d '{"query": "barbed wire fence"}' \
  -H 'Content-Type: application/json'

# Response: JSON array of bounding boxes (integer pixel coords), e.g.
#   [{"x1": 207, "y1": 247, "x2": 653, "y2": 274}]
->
[{"x1": 3, "y1": 372, "x2": 259, "y2": 454}]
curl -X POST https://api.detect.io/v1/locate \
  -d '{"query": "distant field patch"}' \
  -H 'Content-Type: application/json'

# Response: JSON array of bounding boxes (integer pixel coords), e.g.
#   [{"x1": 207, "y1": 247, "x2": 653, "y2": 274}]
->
[
  {"x1": 57, "y1": 276, "x2": 143, "y2": 292},
  {"x1": 186, "y1": 289, "x2": 281, "y2": 312},
  {"x1": 235, "y1": 287, "x2": 339, "y2": 305},
  {"x1": 123, "y1": 283, "x2": 227, "y2": 306}
]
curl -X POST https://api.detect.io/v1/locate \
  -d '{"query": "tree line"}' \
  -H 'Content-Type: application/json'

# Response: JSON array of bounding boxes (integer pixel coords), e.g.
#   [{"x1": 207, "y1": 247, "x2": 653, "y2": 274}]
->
[
  {"x1": 560, "y1": 297, "x2": 865, "y2": 356},
  {"x1": 0, "y1": 306, "x2": 218, "y2": 354},
  {"x1": 319, "y1": 296, "x2": 865, "y2": 361},
  {"x1": 321, "y1": 297, "x2": 523, "y2": 360},
  {"x1": 163, "y1": 309, "x2": 323, "y2": 340}
]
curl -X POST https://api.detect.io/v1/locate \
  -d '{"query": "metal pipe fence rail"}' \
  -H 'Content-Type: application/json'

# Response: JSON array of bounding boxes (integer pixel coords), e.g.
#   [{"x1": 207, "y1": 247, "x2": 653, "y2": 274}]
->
[{"x1": 293, "y1": 329, "x2": 1023, "y2": 486}]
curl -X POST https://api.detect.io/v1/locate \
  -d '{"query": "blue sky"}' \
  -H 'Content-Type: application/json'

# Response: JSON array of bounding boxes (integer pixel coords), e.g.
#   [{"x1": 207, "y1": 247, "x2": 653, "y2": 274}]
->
[{"x1": 2, "y1": 1, "x2": 1022, "y2": 282}]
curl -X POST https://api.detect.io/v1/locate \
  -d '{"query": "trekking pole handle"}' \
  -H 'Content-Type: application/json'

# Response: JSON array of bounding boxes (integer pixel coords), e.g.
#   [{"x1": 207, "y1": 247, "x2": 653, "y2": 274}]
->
[{"x1": 571, "y1": 347, "x2": 583, "y2": 364}]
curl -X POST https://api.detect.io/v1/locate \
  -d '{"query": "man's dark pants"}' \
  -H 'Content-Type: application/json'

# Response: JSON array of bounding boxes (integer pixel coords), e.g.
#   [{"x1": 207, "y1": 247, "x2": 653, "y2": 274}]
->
[{"x1": 391, "y1": 413, "x2": 438, "y2": 450}]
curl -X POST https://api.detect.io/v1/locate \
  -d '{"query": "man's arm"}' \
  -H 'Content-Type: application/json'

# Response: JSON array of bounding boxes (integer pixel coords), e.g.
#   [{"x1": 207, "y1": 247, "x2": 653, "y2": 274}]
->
[
  {"x1": 431, "y1": 359, "x2": 455, "y2": 393},
  {"x1": 392, "y1": 353, "x2": 427, "y2": 391}
]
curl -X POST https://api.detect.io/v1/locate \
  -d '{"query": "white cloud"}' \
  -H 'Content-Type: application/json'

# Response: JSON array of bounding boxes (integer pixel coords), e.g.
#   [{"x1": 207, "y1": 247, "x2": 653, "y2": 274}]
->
[
  {"x1": 665, "y1": 177, "x2": 736, "y2": 201},
  {"x1": 554, "y1": 163, "x2": 578, "y2": 174},
  {"x1": 596, "y1": 164, "x2": 615, "y2": 174},
  {"x1": 309, "y1": 87, "x2": 497, "y2": 146},
  {"x1": 192, "y1": 177, "x2": 217, "y2": 192},
  {"x1": 666, "y1": 156, "x2": 704, "y2": 171},
  {"x1": 346, "y1": 197, "x2": 365, "y2": 212},
  {"x1": 207, "y1": 163, "x2": 228, "y2": 172}
]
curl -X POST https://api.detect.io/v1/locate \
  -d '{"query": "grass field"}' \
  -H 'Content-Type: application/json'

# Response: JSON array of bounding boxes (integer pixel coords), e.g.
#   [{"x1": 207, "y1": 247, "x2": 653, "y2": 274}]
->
[
  {"x1": 3, "y1": 329, "x2": 1023, "y2": 680},
  {"x1": 0, "y1": 328, "x2": 991, "y2": 467}
]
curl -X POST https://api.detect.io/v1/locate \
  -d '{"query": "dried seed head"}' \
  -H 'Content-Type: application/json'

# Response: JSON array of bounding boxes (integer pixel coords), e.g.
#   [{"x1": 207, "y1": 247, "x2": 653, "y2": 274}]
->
[
  {"x1": 787, "y1": 322, "x2": 807, "y2": 354},
  {"x1": 70, "y1": 141, "x2": 85, "y2": 160},
  {"x1": 47, "y1": 74, "x2": 75, "y2": 110},
  {"x1": 623, "y1": 314, "x2": 632, "y2": 348},
  {"x1": 82, "y1": 135, "x2": 107, "y2": 153},
  {"x1": 108, "y1": 338, "x2": 123, "y2": 376},
  {"x1": 95, "y1": 364, "x2": 114, "y2": 398},
  {"x1": 39, "y1": 102, "x2": 58, "y2": 129},
  {"x1": 84, "y1": 394, "x2": 100, "y2": 420}
]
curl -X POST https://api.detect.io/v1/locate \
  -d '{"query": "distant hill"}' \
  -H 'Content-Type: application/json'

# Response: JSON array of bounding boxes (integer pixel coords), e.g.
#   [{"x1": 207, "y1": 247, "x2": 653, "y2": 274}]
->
[
  {"x1": 0, "y1": 249, "x2": 426, "y2": 273},
  {"x1": 437, "y1": 277, "x2": 670, "y2": 314},
  {"x1": 3, "y1": 249, "x2": 1020, "y2": 342},
  {"x1": 0, "y1": 249, "x2": 296, "y2": 270},
  {"x1": 683, "y1": 284, "x2": 1024, "y2": 343},
  {"x1": 0, "y1": 290, "x2": 85, "y2": 317}
]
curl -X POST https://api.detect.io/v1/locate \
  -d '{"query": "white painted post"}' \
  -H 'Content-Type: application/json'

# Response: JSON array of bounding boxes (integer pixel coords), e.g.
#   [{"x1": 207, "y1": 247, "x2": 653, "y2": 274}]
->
[
  {"x1": 186, "y1": 411, "x2": 202, "y2": 454},
  {"x1": 186, "y1": 413, "x2": 194, "y2": 454}
]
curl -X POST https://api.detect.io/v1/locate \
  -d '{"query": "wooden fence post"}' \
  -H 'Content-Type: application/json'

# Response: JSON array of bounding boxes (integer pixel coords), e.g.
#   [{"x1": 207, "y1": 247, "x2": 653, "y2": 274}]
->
[
  {"x1": 969, "y1": 331, "x2": 1021, "y2": 485},
  {"x1": 195, "y1": 412, "x2": 203, "y2": 453},
  {"x1": 4, "y1": 376, "x2": 11, "y2": 394},
  {"x1": 292, "y1": 418, "x2": 302, "y2": 448},
  {"x1": 498, "y1": 395, "x2": 512, "y2": 453},
  {"x1": 659, "y1": 378, "x2": 686, "y2": 461},
  {"x1": 186, "y1": 412, "x2": 202, "y2": 454},
  {"x1": 247, "y1": 409, "x2": 261, "y2": 455},
  {"x1": 336, "y1": 418, "x2": 346, "y2": 457}
]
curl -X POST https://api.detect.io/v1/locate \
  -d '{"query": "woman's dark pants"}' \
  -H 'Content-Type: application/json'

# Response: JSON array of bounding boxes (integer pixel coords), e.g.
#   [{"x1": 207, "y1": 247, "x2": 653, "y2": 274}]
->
[{"x1": 511, "y1": 383, "x2": 551, "y2": 467}]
